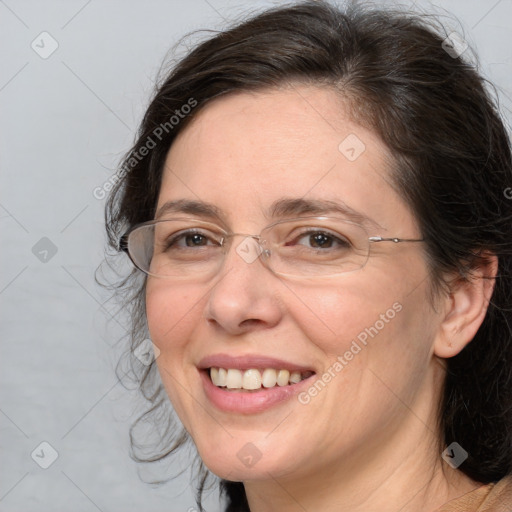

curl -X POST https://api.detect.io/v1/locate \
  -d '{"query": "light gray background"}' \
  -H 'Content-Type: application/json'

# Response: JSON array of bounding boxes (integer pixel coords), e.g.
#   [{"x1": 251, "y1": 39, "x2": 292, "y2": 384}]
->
[{"x1": 1, "y1": 1, "x2": 511, "y2": 511}]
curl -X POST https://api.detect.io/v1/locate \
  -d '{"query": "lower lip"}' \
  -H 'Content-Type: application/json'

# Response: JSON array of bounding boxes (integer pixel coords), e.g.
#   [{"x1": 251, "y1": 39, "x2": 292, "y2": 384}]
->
[{"x1": 200, "y1": 370, "x2": 315, "y2": 414}]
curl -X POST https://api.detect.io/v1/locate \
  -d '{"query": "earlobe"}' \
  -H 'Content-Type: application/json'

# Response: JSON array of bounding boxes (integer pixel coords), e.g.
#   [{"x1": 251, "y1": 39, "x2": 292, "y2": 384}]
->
[{"x1": 433, "y1": 254, "x2": 498, "y2": 359}]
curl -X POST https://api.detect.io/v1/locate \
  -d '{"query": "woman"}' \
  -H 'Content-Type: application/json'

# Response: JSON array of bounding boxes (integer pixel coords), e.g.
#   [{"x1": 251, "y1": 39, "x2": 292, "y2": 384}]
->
[{"x1": 105, "y1": 1, "x2": 512, "y2": 510}]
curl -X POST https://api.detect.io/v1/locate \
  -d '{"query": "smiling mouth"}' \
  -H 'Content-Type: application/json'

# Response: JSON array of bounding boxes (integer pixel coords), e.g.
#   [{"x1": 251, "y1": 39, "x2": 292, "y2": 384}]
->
[{"x1": 207, "y1": 367, "x2": 316, "y2": 392}]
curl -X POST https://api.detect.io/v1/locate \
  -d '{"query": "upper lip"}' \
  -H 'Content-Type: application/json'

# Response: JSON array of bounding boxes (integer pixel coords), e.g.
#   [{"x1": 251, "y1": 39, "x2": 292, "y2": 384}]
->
[{"x1": 197, "y1": 353, "x2": 316, "y2": 373}]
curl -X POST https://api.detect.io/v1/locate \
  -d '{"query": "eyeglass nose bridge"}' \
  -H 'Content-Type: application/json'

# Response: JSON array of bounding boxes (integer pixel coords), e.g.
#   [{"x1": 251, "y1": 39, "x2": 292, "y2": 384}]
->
[{"x1": 219, "y1": 233, "x2": 272, "y2": 267}]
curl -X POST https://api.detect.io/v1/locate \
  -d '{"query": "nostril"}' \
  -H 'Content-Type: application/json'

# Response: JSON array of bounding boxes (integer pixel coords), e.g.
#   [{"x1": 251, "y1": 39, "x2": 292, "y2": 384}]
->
[{"x1": 239, "y1": 318, "x2": 262, "y2": 329}]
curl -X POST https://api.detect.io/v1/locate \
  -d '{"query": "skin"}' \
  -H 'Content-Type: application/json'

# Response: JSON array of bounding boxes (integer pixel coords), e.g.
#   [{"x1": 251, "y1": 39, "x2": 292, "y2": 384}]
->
[{"x1": 146, "y1": 85, "x2": 496, "y2": 511}]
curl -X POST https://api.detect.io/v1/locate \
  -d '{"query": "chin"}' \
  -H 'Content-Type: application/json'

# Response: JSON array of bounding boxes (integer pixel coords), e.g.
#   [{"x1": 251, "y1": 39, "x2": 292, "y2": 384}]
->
[{"x1": 194, "y1": 433, "x2": 303, "y2": 482}]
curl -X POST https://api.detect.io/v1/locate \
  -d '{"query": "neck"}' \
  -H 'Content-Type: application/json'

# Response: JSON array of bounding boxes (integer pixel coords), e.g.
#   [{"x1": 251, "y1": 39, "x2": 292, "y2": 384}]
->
[{"x1": 244, "y1": 428, "x2": 477, "y2": 512}]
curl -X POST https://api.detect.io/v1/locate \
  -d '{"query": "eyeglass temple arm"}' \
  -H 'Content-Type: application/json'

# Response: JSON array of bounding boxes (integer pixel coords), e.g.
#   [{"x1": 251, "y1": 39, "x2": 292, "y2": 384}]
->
[{"x1": 369, "y1": 236, "x2": 424, "y2": 243}]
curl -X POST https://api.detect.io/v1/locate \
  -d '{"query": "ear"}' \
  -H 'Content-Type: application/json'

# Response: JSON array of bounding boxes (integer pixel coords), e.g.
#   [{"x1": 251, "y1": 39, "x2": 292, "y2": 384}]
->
[{"x1": 434, "y1": 253, "x2": 498, "y2": 358}]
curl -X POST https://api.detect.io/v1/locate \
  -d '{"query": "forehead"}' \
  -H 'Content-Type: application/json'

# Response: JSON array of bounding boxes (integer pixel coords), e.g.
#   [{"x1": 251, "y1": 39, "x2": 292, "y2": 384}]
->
[
  {"x1": 168, "y1": 85, "x2": 365, "y2": 175},
  {"x1": 158, "y1": 85, "x2": 417, "y2": 234}
]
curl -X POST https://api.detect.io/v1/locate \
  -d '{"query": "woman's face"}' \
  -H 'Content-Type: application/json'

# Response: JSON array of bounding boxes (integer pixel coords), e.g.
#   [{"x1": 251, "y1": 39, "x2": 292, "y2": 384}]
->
[{"x1": 146, "y1": 85, "x2": 444, "y2": 483}]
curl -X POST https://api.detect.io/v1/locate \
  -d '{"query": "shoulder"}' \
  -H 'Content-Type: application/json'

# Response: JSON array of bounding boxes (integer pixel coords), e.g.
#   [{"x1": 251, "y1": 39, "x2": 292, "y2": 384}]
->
[{"x1": 436, "y1": 476, "x2": 512, "y2": 512}]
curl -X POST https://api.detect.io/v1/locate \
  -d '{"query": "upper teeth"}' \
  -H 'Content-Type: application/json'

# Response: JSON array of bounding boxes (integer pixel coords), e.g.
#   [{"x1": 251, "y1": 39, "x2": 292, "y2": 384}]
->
[{"x1": 209, "y1": 368, "x2": 310, "y2": 390}]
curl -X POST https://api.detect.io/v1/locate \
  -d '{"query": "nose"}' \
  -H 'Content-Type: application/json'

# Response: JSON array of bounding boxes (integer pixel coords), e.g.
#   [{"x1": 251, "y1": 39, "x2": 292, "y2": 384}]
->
[{"x1": 205, "y1": 236, "x2": 283, "y2": 335}]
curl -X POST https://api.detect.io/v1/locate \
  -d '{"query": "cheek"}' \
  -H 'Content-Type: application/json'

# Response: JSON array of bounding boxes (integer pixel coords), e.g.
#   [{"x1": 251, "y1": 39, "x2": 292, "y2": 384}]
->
[
  {"x1": 145, "y1": 280, "x2": 201, "y2": 347},
  {"x1": 145, "y1": 281, "x2": 206, "y2": 430},
  {"x1": 288, "y1": 278, "x2": 435, "y2": 435},
  {"x1": 282, "y1": 276, "x2": 406, "y2": 358},
  {"x1": 145, "y1": 282, "x2": 201, "y2": 388},
  {"x1": 284, "y1": 271, "x2": 434, "y2": 398}
]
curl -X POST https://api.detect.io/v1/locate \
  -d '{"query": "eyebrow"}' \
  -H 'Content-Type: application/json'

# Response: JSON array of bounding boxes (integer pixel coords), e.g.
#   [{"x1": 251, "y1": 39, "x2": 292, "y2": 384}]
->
[
  {"x1": 155, "y1": 198, "x2": 383, "y2": 230},
  {"x1": 269, "y1": 198, "x2": 383, "y2": 230}
]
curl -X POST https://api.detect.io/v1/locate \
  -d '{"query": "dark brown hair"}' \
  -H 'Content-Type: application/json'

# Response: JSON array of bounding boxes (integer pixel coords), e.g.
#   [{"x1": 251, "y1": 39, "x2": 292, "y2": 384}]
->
[{"x1": 102, "y1": 2, "x2": 512, "y2": 510}]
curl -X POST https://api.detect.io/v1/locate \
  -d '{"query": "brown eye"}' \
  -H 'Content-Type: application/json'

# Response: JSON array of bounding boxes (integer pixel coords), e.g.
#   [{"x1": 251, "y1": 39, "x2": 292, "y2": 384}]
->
[
  {"x1": 292, "y1": 230, "x2": 351, "y2": 250},
  {"x1": 184, "y1": 233, "x2": 208, "y2": 246},
  {"x1": 164, "y1": 229, "x2": 220, "y2": 250},
  {"x1": 309, "y1": 232, "x2": 334, "y2": 248}
]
